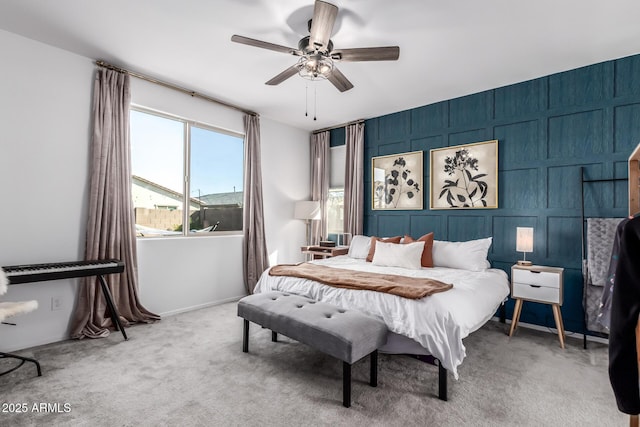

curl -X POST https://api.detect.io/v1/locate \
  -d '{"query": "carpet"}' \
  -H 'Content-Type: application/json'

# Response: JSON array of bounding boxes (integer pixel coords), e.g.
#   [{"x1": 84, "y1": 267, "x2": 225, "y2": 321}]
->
[{"x1": 0, "y1": 301, "x2": 626, "y2": 426}]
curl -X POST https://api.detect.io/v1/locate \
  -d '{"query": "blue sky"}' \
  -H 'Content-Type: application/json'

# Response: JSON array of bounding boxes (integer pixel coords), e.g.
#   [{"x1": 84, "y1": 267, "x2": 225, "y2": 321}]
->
[{"x1": 130, "y1": 110, "x2": 243, "y2": 196}]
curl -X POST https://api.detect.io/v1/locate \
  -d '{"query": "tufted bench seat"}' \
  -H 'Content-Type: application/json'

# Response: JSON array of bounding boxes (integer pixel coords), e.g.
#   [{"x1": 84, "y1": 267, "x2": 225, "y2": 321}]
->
[{"x1": 237, "y1": 291, "x2": 388, "y2": 407}]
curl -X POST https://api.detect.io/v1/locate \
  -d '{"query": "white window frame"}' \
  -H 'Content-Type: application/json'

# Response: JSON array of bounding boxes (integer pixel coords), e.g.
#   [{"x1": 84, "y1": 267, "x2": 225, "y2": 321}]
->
[{"x1": 131, "y1": 105, "x2": 245, "y2": 237}]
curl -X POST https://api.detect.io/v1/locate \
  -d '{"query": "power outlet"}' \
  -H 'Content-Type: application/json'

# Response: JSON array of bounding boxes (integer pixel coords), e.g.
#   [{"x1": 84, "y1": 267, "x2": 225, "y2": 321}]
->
[{"x1": 51, "y1": 297, "x2": 63, "y2": 311}]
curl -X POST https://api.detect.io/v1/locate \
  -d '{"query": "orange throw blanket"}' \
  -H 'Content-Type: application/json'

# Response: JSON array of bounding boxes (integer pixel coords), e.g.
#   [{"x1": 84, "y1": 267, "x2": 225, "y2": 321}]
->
[{"x1": 268, "y1": 263, "x2": 452, "y2": 299}]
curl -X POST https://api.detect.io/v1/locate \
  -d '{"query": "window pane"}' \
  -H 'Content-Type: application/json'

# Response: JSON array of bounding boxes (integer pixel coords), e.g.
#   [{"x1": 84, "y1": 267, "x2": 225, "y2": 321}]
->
[
  {"x1": 190, "y1": 126, "x2": 244, "y2": 232},
  {"x1": 327, "y1": 189, "x2": 344, "y2": 235},
  {"x1": 130, "y1": 110, "x2": 184, "y2": 237}
]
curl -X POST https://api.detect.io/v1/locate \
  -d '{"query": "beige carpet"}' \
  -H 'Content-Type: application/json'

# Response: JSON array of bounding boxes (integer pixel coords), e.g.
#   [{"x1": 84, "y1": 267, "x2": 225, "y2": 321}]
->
[{"x1": 0, "y1": 301, "x2": 627, "y2": 426}]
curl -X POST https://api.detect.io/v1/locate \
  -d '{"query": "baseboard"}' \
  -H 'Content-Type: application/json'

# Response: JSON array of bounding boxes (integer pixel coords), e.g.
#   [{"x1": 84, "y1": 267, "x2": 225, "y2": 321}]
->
[
  {"x1": 5, "y1": 296, "x2": 248, "y2": 353},
  {"x1": 490, "y1": 316, "x2": 609, "y2": 345},
  {"x1": 159, "y1": 295, "x2": 246, "y2": 317},
  {"x1": 2, "y1": 333, "x2": 70, "y2": 354}
]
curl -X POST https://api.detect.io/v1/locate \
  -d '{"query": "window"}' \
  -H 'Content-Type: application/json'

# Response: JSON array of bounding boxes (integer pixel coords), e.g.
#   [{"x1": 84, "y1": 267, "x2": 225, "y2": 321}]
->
[
  {"x1": 130, "y1": 108, "x2": 244, "y2": 237},
  {"x1": 327, "y1": 188, "x2": 344, "y2": 236},
  {"x1": 327, "y1": 145, "x2": 345, "y2": 240}
]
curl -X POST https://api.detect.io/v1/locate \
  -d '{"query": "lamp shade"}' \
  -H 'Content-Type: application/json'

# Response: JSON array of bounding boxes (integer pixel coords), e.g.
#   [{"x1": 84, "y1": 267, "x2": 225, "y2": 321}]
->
[
  {"x1": 516, "y1": 227, "x2": 534, "y2": 253},
  {"x1": 294, "y1": 201, "x2": 320, "y2": 220}
]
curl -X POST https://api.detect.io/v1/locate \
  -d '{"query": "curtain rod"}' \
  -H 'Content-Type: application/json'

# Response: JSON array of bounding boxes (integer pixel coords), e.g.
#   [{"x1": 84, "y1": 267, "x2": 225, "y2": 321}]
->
[
  {"x1": 95, "y1": 60, "x2": 257, "y2": 117},
  {"x1": 312, "y1": 119, "x2": 365, "y2": 134}
]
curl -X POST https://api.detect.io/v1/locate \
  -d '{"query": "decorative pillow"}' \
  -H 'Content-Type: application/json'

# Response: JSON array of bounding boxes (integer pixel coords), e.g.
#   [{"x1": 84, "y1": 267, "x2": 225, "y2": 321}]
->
[
  {"x1": 372, "y1": 241, "x2": 425, "y2": 270},
  {"x1": 432, "y1": 237, "x2": 492, "y2": 271},
  {"x1": 366, "y1": 236, "x2": 402, "y2": 262},
  {"x1": 347, "y1": 235, "x2": 372, "y2": 259},
  {"x1": 403, "y1": 232, "x2": 434, "y2": 268}
]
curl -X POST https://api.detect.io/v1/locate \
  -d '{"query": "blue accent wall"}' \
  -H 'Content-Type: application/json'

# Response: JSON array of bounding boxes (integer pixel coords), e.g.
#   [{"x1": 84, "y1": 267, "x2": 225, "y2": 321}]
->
[
  {"x1": 354, "y1": 54, "x2": 640, "y2": 333},
  {"x1": 330, "y1": 127, "x2": 345, "y2": 147}
]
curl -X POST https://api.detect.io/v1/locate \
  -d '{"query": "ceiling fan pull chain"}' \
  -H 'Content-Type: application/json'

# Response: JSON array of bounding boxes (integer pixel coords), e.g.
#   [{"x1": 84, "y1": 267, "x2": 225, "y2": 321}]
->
[
  {"x1": 305, "y1": 83, "x2": 308, "y2": 117},
  {"x1": 314, "y1": 85, "x2": 317, "y2": 121}
]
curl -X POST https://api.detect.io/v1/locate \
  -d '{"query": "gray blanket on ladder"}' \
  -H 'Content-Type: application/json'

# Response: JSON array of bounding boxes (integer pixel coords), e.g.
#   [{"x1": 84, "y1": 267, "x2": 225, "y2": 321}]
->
[{"x1": 583, "y1": 218, "x2": 623, "y2": 334}]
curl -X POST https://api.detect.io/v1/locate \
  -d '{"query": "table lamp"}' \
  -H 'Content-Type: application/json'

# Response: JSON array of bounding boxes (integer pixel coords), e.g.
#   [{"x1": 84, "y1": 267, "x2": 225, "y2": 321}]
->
[{"x1": 516, "y1": 227, "x2": 534, "y2": 266}]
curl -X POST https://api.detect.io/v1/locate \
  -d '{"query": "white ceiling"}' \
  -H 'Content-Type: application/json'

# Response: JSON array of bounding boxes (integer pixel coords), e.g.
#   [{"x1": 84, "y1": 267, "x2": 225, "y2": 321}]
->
[{"x1": 1, "y1": 0, "x2": 640, "y2": 132}]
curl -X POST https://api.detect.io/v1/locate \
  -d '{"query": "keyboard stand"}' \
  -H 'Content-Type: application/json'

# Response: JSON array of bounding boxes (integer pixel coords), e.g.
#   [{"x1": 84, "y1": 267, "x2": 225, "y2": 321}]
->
[
  {"x1": 97, "y1": 275, "x2": 128, "y2": 341},
  {"x1": 4, "y1": 259, "x2": 129, "y2": 341}
]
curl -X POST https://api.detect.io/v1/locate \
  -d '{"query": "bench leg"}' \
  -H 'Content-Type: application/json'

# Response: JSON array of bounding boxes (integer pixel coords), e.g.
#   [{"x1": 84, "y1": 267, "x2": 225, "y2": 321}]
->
[
  {"x1": 243, "y1": 319, "x2": 249, "y2": 353},
  {"x1": 438, "y1": 359, "x2": 448, "y2": 401},
  {"x1": 343, "y1": 361, "x2": 351, "y2": 408},
  {"x1": 370, "y1": 350, "x2": 378, "y2": 387},
  {"x1": 271, "y1": 331, "x2": 277, "y2": 342}
]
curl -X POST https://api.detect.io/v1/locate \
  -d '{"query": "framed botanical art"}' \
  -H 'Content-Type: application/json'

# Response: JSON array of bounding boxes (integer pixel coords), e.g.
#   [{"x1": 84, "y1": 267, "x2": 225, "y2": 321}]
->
[
  {"x1": 429, "y1": 140, "x2": 498, "y2": 209},
  {"x1": 372, "y1": 150, "x2": 423, "y2": 210}
]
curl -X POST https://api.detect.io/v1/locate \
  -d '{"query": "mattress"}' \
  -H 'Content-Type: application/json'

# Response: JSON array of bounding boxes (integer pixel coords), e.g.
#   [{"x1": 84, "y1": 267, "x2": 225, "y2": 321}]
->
[{"x1": 254, "y1": 255, "x2": 510, "y2": 378}]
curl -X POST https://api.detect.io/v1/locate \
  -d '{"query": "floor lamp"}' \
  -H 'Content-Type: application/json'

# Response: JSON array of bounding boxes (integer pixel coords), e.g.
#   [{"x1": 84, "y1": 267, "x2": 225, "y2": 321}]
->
[{"x1": 295, "y1": 200, "x2": 320, "y2": 246}]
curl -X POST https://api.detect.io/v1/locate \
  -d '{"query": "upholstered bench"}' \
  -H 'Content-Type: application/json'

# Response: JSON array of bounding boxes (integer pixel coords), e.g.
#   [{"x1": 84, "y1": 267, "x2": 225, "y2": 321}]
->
[{"x1": 237, "y1": 291, "x2": 388, "y2": 407}]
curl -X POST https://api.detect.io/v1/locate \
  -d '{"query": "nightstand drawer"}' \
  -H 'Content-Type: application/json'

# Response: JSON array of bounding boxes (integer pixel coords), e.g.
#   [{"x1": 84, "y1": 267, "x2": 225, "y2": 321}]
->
[
  {"x1": 512, "y1": 282, "x2": 561, "y2": 304},
  {"x1": 512, "y1": 268, "x2": 560, "y2": 288}
]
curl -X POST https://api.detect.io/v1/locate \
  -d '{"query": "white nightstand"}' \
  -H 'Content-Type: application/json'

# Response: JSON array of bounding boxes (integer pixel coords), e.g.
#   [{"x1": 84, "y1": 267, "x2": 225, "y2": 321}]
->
[{"x1": 508, "y1": 264, "x2": 566, "y2": 348}]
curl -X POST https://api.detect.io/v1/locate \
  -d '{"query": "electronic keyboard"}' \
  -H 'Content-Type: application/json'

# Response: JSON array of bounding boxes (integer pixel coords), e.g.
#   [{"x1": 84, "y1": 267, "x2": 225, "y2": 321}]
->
[
  {"x1": 2, "y1": 259, "x2": 128, "y2": 340},
  {"x1": 2, "y1": 259, "x2": 124, "y2": 284}
]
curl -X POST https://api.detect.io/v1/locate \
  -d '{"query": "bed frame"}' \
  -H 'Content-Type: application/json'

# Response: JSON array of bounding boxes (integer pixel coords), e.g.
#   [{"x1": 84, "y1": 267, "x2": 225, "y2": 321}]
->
[{"x1": 382, "y1": 302, "x2": 506, "y2": 401}]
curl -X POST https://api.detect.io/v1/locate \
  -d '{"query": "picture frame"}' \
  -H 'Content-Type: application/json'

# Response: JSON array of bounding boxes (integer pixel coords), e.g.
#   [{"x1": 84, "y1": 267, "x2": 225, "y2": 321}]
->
[
  {"x1": 429, "y1": 140, "x2": 498, "y2": 210},
  {"x1": 372, "y1": 150, "x2": 423, "y2": 210}
]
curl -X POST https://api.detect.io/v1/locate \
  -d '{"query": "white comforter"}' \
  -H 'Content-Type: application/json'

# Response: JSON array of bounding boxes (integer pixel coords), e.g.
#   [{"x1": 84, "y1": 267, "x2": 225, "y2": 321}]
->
[{"x1": 253, "y1": 256, "x2": 510, "y2": 379}]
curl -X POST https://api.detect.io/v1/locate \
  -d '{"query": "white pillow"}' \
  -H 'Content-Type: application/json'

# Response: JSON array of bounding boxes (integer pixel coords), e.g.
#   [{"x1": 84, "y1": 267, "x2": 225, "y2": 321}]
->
[
  {"x1": 372, "y1": 241, "x2": 425, "y2": 270},
  {"x1": 432, "y1": 237, "x2": 492, "y2": 271},
  {"x1": 347, "y1": 235, "x2": 371, "y2": 259}
]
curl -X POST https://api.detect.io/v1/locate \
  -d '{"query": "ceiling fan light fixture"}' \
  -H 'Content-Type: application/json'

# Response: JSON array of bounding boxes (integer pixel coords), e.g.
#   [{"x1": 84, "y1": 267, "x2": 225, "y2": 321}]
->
[
  {"x1": 231, "y1": 0, "x2": 399, "y2": 92},
  {"x1": 298, "y1": 55, "x2": 334, "y2": 80}
]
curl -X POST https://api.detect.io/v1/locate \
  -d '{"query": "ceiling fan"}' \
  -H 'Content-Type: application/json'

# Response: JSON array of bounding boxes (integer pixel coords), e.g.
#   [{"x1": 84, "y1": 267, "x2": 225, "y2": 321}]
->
[{"x1": 231, "y1": 0, "x2": 400, "y2": 92}]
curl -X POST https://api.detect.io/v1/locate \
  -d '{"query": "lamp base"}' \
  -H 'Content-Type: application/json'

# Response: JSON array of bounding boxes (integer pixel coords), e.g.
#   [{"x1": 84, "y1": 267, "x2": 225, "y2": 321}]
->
[{"x1": 517, "y1": 260, "x2": 533, "y2": 266}]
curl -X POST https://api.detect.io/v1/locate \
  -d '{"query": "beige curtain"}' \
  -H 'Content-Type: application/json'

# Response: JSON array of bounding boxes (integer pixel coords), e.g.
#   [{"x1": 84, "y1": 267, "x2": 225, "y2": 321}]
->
[
  {"x1": 344, "y1": 122, "x2": 365, "y2": 237},
  {"x1": 72, "y1": 68, "x2": 159, "y2": 339},
  {"x1": 311, "y1": 131, "x2": 330, "y2": 244},
  {"x1": 243, "y1": 114, "x2": 269, "y2": 294}
]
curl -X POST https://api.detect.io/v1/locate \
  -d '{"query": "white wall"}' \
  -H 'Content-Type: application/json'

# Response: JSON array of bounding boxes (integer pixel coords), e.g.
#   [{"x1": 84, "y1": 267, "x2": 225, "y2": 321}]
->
[
  {"x1": 0, "y1": 29, "x2": 310, "y2": 351},
  {"x1": 0, "y1": 29, "x2": 94, "y2": 351},
  {"x1": 260, "y1": 118, "x2": 311, "y2": 265},
  {"x1": 137, "y1": 235, "x2": 245, "y2": 315}
]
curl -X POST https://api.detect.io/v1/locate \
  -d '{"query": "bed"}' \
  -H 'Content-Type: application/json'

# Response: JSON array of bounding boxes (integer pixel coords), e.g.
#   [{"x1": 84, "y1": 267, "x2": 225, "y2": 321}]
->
[{"x1": 253, "y1": 235, "x2": 510, "y2": 398}]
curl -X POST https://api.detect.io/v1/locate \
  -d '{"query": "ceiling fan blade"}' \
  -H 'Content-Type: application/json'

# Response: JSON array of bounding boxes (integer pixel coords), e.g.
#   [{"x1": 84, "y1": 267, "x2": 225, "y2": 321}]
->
[
  {"x1": 331, "y1": 47, "x2": 400, "y2": 62},
  {"x1": 327, "y1": 67, "x2": 354, "y2": 92},
  {"x1": 265, "y1": 64, "x2": 303, "y2": 86},
  {"x1": 231, "y1": 35, "x2": 302, "y2": 56},
  {"x1": 308, "y1": 1, "x2": 338, "y2": 51}
]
